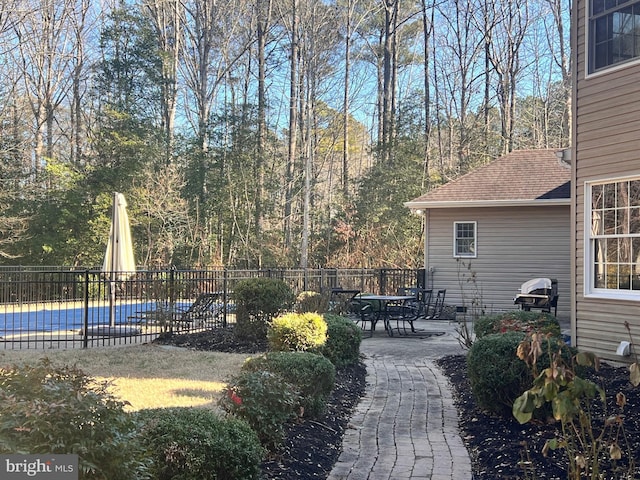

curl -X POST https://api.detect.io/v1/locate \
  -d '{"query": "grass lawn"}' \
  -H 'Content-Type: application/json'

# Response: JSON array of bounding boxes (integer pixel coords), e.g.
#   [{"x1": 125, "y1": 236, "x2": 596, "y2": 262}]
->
[{"x1": 0, "y1": 344, "x2": 250, "y2": 412}]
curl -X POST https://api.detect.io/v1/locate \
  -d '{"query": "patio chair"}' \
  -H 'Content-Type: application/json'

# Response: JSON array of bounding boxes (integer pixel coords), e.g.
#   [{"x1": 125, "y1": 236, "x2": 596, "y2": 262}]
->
[
  {"x1": 329, "y1": 288, "x2": 361, "y2": 316},
  {"x1": 175, "y1": 292, "x2": 225, "y2": 329},
  {"x1": 350, "y1": 298, "x2": 378, "y2": 336},
  {"x1": 129, "y1": 292, "x2": 226, "y2": 331},
  {"x1": 425, "y1": 289, "x2": 446, "y2": 319}
]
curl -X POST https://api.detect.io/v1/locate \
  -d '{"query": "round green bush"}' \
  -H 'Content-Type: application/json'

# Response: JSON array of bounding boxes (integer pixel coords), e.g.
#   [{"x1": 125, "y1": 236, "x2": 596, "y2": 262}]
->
[
  {"x1": 295, "y1": 291, "x2": 330, "y2": 313},
  {"x1": 474, "y1": 310, "x2": 561, "y2": 339},
  {"x1": 234, "y1": 278, "x2": 295, "y2": 342},
  {"x1": 467, "y1": 331, "x2": 574, "y2": 417},
  {"x1": 243, "y1": 351, "x2": 336, "y2": 418},
  {"x1": 137, "y1": 407, "x2": 263, "y2": 480},
  {"x1": 267, "y1": 312, "x2": 328, "y2": 352},
  {"x1": 219, "y1": 370, "x2": 300, "y2": 450},
  {"x1": 467, "y1": 331, "x2": 531, "y2": 415},
  {"x1": 314, "y1": 313, "x2": 362, "y2": 367}
]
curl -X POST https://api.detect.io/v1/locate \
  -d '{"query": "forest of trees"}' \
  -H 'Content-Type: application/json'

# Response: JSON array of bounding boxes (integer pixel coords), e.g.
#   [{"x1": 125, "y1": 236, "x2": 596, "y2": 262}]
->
[{"x1": 0, "y1": 0, "x2": 571, "y2": 269}]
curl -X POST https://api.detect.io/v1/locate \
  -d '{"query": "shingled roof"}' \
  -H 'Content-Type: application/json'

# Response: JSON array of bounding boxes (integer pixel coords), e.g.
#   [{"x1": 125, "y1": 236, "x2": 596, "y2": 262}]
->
[{"x1": 405, "y1": 149, "x2": 571, "y2": 209}]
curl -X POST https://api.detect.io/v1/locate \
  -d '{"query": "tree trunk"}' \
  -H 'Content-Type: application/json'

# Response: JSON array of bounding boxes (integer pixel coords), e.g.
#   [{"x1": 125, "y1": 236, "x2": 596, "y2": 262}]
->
[{"x1": 284, "y1": 0, "x2": 299, "y2": 251}]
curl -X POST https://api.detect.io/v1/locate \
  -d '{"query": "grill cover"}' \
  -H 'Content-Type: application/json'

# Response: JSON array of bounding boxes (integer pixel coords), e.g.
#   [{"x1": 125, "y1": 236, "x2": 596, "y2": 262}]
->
[{"x1": 519, "y1": 277, "x2": 552, "y2": 295}]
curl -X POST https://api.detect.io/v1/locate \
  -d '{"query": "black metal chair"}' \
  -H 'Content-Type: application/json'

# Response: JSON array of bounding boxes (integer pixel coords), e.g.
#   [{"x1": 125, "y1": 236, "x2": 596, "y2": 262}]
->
[
  {"x1": 425, "y1": 289, "x2": 446, "y2": 319},
  {"x1": 129, "y1": 292, "x2": 226, "y2": 331},
  {"x1": 329, "y1": 288, "x2": 361, "y2": 316},
  {"x1": 350, "y1": 298, "x2": 378, "y2": 336}
]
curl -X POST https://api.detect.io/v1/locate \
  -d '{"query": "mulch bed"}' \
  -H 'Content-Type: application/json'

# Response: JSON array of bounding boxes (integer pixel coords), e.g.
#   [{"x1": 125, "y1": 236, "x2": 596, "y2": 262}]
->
[
  {"x1": 155, "y1": 328, "x2": 640, "y2": 479},
  {"x1": 436, "y1": 354, "x2": 640, "y2": 480},
  {"x1": 154, "y1": 328, "x2": 367, "y2": 479}
]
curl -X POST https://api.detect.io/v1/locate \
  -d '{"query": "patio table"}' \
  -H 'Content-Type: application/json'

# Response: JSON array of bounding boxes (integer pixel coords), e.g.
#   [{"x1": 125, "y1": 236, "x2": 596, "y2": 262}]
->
[{"x1": 355, "y1": 294, "x2": 416, "y2": 336}]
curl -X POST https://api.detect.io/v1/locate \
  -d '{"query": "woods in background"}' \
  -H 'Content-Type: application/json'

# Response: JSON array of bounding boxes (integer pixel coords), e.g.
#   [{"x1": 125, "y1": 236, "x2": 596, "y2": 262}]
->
[{"x1": 0, "y1": 0, "x2": 570, "y2": 269}]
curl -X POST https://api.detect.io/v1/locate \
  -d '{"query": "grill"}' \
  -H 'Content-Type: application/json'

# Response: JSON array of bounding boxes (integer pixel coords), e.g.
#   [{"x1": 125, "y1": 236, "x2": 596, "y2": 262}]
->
[{"x1": 513, "y1": 278, "x2": 558, "y2": 316}]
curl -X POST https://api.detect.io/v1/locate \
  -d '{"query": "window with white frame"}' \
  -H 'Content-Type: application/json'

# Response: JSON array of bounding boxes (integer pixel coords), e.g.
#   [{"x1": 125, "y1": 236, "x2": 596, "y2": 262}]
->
[
  {"x1": 589, "y1": 0, "x2": 640, "y2": 73},
  {"x1": 454, "y1": 222, "x2": 476, "y2": 258},
  {"x1": 586, "y1": 178, "x2": 640, "y2": 295}
]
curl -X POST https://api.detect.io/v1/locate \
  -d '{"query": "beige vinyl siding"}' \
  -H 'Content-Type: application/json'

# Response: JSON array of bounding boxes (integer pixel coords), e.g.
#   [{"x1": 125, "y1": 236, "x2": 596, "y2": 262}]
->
[
  {"x1": 425, "y1": 206, "x2": 570, "y2": 320},
  {"x1": 573, "y1": 0, "x2": 640, "y2": 361}
]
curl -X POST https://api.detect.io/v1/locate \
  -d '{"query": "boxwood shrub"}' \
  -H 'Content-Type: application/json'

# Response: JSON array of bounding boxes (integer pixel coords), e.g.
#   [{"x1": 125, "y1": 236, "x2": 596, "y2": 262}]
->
[
  {"x1": 267, "y1": 312, "x2": 328, "y2": 352},
  {"x1": 242, "y1": 351, "x2": 335, "y2": 418},
  {"x1": 295, "y1": 291, "x2": 330, "y2": 313},
  {"x1": 467, "y1": 331, "x2": 531, "y2": 415},
  {"x1": 137, "y1": 407, "x2": 263, "y2": 480},
  {"x1": 314, "y1": 313, "x2": 362, "y2": 367},
  {"x1": 219, "y1": 370, "x2": 300, "y2": 450},
  {"x1": 234, "y1": 278, "x2": 295, "y2": 343},
  {"x1": 467, "y1": 331, "x2": 575, "y2": 416}
]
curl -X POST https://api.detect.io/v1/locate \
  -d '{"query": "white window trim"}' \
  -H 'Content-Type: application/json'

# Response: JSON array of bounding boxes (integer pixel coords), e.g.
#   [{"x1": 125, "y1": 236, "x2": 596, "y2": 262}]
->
[
  {"x1": 585, "y1": 0, "x2": 640, "y2": 78},
  {"x1": 583, "y1": 177, "x2": 640, "y2": 300},
  {"x1": 453, "y1": 221, "x2": 477, "y2": 259}
]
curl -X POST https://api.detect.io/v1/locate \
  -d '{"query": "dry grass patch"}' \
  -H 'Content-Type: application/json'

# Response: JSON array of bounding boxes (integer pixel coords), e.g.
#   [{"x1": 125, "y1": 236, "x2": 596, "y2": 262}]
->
[{"x1": 0, "y1": 344, "x2": 250, "y2": 411}]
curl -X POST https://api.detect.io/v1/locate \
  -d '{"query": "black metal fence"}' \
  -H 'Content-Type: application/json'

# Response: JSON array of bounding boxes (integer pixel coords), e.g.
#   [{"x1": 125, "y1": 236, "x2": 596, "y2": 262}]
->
[{"x1": 0, "y1": 267, "x2": 418, "y2": 349}]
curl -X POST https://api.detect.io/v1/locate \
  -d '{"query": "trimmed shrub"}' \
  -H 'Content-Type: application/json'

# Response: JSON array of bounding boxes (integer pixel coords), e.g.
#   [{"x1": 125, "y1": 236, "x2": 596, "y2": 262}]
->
[
  {"x1": 234, "y1": 278, "x2": 295, "y2": 343},
  {"x1": 137, "y1": 407, "x2": 263, "y2": 480},
  {"x1": 243, "y1": 351, "x2": 336, "y2": 417},
  {"x1": 0, "y1": 359, "x2": 147, "y2": 480},
  {"x1": 295, "y1": 290, "x2": 330, "y2": 313},
  {"x1": 467, "y1": 331, "x2": 574, "y2": 416},
  {"x1": 474, "y1": 310, "x2": 561, "y2": 339},
  {"x1": 467, "y1": 331, "x2": 531, "y2": 415},
  {"x1": 219, "y1": 370, "x2": 300, "y2": 450},
  {"x1": 268, "y1": 312, "x2": 328, "y2": 352},
  {"x1": 314, "y1": 313, "x2": 362, "y2": 367}
]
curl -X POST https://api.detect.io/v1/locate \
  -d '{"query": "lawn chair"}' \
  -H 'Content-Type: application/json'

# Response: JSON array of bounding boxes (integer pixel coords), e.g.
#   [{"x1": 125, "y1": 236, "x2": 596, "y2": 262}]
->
[
  {"x1": 384, "y1": 288, "x2": 433, "y2": 335},
  {"x1": 425, "y1": 289, "x2": 446, "y2": 319},
  {"x1": 174, "y1": 292, "x2": 225, "y2": 329},
  {"x1": 329, "y1": 288, "x2": 361, "y2": 316},
  {"x1": 354, "y1": 300, "x2": 378, "y2": 336},
  {"x1": 129, "y1": 292, "x2": 226, "y2": 331}
]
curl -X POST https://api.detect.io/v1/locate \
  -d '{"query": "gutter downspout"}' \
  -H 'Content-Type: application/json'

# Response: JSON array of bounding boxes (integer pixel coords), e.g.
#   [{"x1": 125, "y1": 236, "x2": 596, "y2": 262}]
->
[{"x1": 424, "y1": 209, "x2": 430, "y2": 289}]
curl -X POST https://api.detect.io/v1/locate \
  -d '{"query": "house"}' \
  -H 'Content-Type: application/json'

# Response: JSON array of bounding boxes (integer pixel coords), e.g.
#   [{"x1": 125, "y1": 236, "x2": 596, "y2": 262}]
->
[
  {"x1": 570, "y1": 0, "x2": 640, "y2": 360},
  {"x1": 404, "y1": 149, "x2": 571, "y2": 320}
]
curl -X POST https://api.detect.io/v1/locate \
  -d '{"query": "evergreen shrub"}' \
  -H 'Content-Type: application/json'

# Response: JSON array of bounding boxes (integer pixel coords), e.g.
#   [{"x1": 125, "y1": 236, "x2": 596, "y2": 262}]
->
[
  {"x1": 467, "y1": 331, "x2": 531, "y2": 415},
  {"x1": 0, "y1": 359, "x2": 147, "y2": 480},
  {"x1": 315, "y1": 313, "x2": 362, "y2": 367},
  {"x1": 137, "y1": 407, "x2": 263, "y2": 480},
  {"x1": 267, "y1": 312, "x2": 328, "y2": 352},
  {"x1": 234, "y1": 278, "x2": 295, "y2": 343},
  {"x1": 295, "y1": 290, "x2": 330, "y2": 313},
  {"x1": 474, "y1": 310, "x2": 561, "y2": 339},
  {"x1": 219, "y1": 370, "x2": 300, "y2": 450},
  {"x1": 243, "y1": 351, "x2": 336, "y2": 417}
]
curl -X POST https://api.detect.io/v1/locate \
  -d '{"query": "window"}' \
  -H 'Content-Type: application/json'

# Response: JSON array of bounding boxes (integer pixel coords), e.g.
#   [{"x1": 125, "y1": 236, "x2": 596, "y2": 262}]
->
[
  {"x1": 454, "y1": 222, "x2": 476, "y2": 258},
  {"x1": 589, "y1": 0, "x2": 640, "y2": 73},
  {"x1": 586, "y1": 178, "x2": 640, "y2": 296}
]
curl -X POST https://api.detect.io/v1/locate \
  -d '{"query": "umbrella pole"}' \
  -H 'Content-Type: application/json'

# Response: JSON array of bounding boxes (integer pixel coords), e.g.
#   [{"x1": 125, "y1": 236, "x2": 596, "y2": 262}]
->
[{"x1": 109, "y1": 192, "x2": 118, "y2": 327}]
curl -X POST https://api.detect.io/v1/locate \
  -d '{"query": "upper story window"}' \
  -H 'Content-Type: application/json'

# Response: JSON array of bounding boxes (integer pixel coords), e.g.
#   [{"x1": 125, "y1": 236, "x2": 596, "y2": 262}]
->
[
  {"x1": 586, "y1": 178, "x2": 640, "y2": 296},
  {"x1": 454, "y1": 221, "x2": 477, "y2": 258},
  {"x1": 590, "y1": 0, "x2": 640, "y2": 73}
]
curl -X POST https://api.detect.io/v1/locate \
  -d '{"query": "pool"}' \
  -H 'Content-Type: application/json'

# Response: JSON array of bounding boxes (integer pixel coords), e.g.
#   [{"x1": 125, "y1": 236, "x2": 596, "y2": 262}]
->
[{"x1": 0, "y1": 301, "x2": 167, "y2": 335}]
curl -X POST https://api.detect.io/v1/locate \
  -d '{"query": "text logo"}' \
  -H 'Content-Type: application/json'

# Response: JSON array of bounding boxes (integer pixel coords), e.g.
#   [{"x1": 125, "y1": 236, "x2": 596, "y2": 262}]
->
[{"x1": 0, "y1": 455, "x2": 78, "y2": 479}]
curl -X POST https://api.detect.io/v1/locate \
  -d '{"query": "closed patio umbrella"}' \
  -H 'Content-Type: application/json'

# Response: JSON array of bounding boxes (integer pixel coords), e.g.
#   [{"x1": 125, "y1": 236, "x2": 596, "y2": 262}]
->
[{"x1": 103, "y1": 192, "x2": 136, "y2": 326}]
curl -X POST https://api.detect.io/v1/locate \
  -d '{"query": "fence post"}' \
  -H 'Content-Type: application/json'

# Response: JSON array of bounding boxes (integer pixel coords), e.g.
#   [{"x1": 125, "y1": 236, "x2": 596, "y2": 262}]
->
[
  {"x1": 222, "y1": 268, "x2": 228, "y2": 327},
  {"x1": 83, "y1": 270, "x2": 89, "y2": 349},
  {"x1": 169, "y1": 267, "x2": 175, "y2": 333}
]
